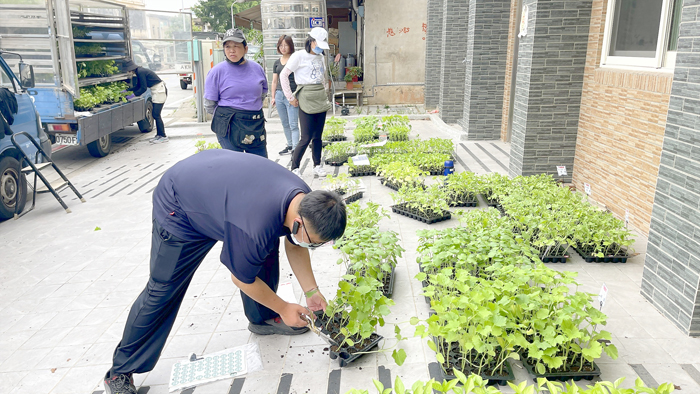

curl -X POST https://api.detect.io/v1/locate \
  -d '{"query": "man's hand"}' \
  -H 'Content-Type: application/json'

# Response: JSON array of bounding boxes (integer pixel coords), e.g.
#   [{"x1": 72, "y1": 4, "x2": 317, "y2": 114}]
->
[
  {"x1": 271, "y1": 97, "x2": 276, "y2": 107},
  {"x1": 279, "y1": 302, "x2": 312, "y2": 328},
  {"x1": 306, "y1": 291, "x2": 327, "y2": 312},
  {"x1": 290, "y1": 98, "x2": 299, "y2": 107}
]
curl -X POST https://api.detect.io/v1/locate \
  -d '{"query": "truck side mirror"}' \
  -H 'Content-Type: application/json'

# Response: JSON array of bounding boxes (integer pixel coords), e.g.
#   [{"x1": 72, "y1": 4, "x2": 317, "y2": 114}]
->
[{"x1": 19, "y1": 62, "x2": 35, "y2": 89}]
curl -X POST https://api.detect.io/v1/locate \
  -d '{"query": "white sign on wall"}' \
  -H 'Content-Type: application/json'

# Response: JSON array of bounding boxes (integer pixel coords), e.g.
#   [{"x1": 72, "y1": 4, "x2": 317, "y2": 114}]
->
[
  {"x1": 518, "y1": 5, "x2": 529, "y2": 38},
  {"x1": 584, "y1": 183, "x2": 591, "y2": 195},
  {"x1": 556, "y1": 166, "x2": 567, "y2": 176}
]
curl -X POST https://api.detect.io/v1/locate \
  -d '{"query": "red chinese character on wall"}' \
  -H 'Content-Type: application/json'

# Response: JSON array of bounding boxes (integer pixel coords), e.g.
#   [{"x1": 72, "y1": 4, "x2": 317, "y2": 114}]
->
[
  {"x1": 422, "y1": 23, "x2": 427, "y2": 33},
  {"x1": 386, "y1": 28, "x2": 395, "y2": 37},
  {"x1": 399, "y1": 27, "x2": 410, "y2": 35}
]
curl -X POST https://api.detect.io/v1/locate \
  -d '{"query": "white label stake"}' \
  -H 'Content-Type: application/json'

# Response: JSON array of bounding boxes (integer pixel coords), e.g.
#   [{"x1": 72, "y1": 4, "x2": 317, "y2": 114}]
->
[
  {"x1": 625, "y1": 209, "x2": 630, "y2": 228},
  {"x1": 556, "y1": 166, "x2": 567, "y2": 176},
  {"x1": 599, "y1": 283, "x2": 608, "y2": 310},
  {"x1": 584, "y1": 183, "x2": 591, "y2": 195}
]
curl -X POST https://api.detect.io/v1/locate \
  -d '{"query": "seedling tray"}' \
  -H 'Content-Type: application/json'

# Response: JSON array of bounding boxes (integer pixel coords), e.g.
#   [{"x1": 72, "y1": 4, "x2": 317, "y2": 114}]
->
[
  {"x1": 343, "y1": 191, "x2": 364, "y2": 204},
  {"x1": 325, "y1": 156, "x2": 349, "y2": 166},
  {"x1": 538, "y1": 245, "x2": 570, "y2": 263},
  {"x1": 324, "y1": 135, "x2": 347, "y2": 142},
  {"x1": 331, "y1": 187, "x2": 347, "y2": 196},
  {"x1": 313, "y1": 311, "x2": 383, "y2": 368},
  {"x1": 423, "y1": 168, "x2": 445, "y2": 176},
  {"x1": 380, "y1": 179, "x2": 425, "y2": 191},
  {"x1": 346, "y1": 265, "x2": 395, "y2": 298},
  {"x1": 449, "y1": 193, "x2": 478, "y2": 207},
  {"x1": 391, "y1": 203, "x2": 451, "y2": 224},
  {"x1": 434, "y1": 338, "x2": 514, "y2": 386},
  {"x1": 573, "y1": 245, "x2": 629, "y2": 263},
  {"x1": 482, "y1": 192, "x2": 500, "y2": 207},
  {"x1": 349, "y1": 166, "x2": 376, "y2": 177},
  {"x1": 520, "y1": 355, "x2": 600, "y2": 381}
]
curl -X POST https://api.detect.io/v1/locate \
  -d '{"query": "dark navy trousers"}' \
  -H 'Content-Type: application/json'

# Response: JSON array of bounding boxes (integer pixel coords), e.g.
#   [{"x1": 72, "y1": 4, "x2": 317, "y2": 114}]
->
[{"x1": 110, "y1": 219, "x2": 280, "y2": 376}]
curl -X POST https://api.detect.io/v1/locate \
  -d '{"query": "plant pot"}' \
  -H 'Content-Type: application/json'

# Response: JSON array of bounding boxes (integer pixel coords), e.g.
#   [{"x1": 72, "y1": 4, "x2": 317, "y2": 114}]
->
[
  {"x1": 313, "y1": 311, "x2": 383, "y2": 368},
  {"x1": 343, "y1": 191, "x2": 364, "y2": 204},
  {"x1": 391, "y1": 202, "x2": 451, "y2": 225},
  {"x1": 520, "y1": 353, "x2": 601, "y2": 381},
  {"x1": 346, "y1": 81, "x2": 354, "y2": 90}
]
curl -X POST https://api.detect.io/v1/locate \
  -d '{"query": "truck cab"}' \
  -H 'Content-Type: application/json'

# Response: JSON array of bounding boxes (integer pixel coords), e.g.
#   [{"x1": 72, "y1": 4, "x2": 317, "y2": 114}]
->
[{"x1": 0, "y1": 53, "x2": 51, "y2": 220}]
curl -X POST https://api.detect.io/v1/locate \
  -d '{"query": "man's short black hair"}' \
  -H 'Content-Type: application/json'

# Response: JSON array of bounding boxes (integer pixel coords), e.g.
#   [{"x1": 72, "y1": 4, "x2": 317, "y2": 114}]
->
[{"x1": 299, "y1": 190, "x2": 346, "y2": 241}]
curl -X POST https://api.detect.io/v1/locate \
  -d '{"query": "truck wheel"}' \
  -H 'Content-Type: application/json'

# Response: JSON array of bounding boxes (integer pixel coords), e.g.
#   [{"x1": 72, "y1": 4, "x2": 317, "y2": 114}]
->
[
  {"x1": 0, "y1": 156, "x2": 27, "y2": 220},
  {"x1": 180, "y1": 80, "x2": 188, "y2": 90},
  {"x1": 87, "y1": 135, "x2": 112, "y2": 157},
  {"x1": 138, "y1": 101, "x2": 154, "y2": 133}
]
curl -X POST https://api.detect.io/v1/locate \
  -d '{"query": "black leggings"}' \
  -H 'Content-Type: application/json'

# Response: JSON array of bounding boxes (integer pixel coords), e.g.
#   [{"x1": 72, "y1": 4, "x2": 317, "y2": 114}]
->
[
  {"x1": 291, "y1": 109, "x2": 326, "y2": 170},
  {"x1": 152, "y1": 102, "x2": 166, "y2": 137}
]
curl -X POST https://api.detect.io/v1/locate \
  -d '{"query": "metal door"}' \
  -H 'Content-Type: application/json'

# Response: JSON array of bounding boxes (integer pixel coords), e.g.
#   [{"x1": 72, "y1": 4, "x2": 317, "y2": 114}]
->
[{"x1": 50, "y1": 0, "x2": 78, "y2": 96}]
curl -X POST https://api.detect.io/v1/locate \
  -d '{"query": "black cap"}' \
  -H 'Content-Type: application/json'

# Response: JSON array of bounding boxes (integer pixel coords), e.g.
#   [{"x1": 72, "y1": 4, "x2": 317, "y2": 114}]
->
[
  {"x1": 123, "y1": 59, "x2": 138, "y2": 71},
  {"x1": 222, "y1": 29, "x2": 246, "y2": 45}
]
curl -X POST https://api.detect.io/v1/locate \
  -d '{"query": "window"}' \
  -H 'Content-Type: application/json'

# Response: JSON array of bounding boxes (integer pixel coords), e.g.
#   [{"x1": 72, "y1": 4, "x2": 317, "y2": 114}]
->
[{"x1": 602, "y1": 0, "x2": 684, "y2": 69}]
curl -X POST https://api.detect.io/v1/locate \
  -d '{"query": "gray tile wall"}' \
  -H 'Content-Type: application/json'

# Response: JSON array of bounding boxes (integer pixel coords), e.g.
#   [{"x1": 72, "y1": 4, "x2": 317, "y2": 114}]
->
[
  {"x1": 508, "y1": 0, "x2": 591, "y2": 182},
  {"x1": 641, "y1": 0, "x2": 700, "y2": 336},
  {"x1": 425, "y1": 0, "x2": 444, "y2": 110},
  {"x1": 459, "y1": 0, "x2": 511, "y2": 140},
  {"x1": 438, "y1": 0, "x2": 469, "y2": 124}
]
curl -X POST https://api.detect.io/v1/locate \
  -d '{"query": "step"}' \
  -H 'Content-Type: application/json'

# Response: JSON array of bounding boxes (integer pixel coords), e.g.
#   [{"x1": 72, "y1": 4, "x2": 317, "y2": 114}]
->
[
  {"x1": 36, "y1": 180, "x2": 68, "y2": 194},
  {"x1": 21, "y1": 162, "x2": 52, "y2": 173}
]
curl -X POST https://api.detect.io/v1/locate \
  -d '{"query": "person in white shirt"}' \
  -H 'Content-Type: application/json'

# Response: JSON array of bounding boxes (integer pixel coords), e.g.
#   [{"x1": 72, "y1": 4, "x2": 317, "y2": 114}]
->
[{"x1": 280, "y1": 27, "x2": 333, "y2": 178}]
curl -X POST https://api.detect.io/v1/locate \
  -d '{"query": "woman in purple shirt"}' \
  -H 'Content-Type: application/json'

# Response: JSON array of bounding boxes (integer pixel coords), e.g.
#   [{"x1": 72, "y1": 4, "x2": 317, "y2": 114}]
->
[{"x1": 205, "y1": 29, "x2": 269, "y2": 157}]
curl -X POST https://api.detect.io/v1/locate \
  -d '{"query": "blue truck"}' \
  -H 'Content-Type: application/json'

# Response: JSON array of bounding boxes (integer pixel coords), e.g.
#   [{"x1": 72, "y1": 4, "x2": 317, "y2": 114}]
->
[
  {"x1": 0, "y1": 52, "x2": 52, "y2": 220},
  {"x1": 0, "y1": 0, "x2": 154, "y2": 159}
]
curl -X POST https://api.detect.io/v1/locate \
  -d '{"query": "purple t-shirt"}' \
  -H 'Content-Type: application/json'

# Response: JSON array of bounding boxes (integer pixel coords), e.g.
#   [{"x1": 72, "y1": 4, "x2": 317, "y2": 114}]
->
[{"x1": 204, "y1": 60, "x2": 268, "y2": 111}]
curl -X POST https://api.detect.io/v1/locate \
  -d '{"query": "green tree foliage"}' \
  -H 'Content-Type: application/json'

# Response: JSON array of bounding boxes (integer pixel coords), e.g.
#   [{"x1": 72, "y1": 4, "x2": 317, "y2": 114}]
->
[{"x1": 191, "y1": 0, "x2": 259, "y2": 33}]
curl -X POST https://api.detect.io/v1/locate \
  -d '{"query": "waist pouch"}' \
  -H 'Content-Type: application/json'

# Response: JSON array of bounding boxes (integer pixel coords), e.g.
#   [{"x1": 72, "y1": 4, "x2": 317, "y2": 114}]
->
[
  {"x1": 295, "y1": 84, "x2": 331, "y2": 114},
  {"x1": 212, "y1": 107, "x2": 267, "y2": 149}
]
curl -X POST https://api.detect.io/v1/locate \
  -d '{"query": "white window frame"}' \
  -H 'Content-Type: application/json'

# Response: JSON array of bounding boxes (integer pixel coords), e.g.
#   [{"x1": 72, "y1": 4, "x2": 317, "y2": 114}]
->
[{"x1": 601, "y1": 0, "x2": 675, "y2": 69}]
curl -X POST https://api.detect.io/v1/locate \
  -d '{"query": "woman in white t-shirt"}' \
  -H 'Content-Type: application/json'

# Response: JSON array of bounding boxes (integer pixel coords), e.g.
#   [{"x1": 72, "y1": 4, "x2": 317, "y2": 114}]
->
[{"x1": 280, "y1": 27, "x2": 333, "y2": 178}]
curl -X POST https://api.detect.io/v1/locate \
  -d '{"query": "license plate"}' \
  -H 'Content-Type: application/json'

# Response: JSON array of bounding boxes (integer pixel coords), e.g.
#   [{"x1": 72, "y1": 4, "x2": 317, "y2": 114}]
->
[{"x1": 55, "y1": 133, "x2": 78, "y2": 146}]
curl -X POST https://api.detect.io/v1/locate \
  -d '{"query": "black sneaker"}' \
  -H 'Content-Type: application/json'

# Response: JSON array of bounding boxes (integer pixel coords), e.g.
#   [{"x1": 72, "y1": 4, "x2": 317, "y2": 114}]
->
[
  {"x1": 104, "y1": 372, "x2": 137, "y2": 394},
  {"x1": 279, "y1": 146, "x2": 292, "y2": 155},
  {"x1": 248, "y1": 316, "x2": 309, "y2": 335}
]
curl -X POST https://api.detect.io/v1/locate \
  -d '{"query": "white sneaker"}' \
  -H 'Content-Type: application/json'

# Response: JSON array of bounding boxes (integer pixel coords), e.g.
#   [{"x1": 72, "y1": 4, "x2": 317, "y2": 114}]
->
[
  {"x1": 313, "y1": 165, "x2": 326, "y2": 177},
  {"x1": 292, "y1": 168, "x2": 302, "y2": 178},
  {"x1": 151, "y1": 136, "x2": 169, "y2": 144}
]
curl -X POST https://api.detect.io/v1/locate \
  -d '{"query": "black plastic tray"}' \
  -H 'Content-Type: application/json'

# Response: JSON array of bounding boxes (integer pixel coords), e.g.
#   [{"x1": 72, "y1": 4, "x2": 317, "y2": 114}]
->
[
  {"x1": 432, "y1": 337, "x2": 514, "y2": 386},
  {"x1": 349, "y1": 166, "x2": 376, "y2": 177},
  {"x1": 382, "y1": 265, "x2": 396, "y2": 298},
  {"x1": 391, "y1": 203, "x2": 451, "y2": 224},
  {"x1": 325, "y1": 157, "x2": 348, "y2": 166},
  {"x1": 314, "y1": 311, "x2": 383, "y2": 367},
  {"x1": 573, "y1": 245, "x2": 629, "y2": 263},
  {"x1": 323, "y1": 135, "x2": 347, "y2": 142},
  {"x1": 521, "y1": 355, "x2": 601, "y2": 381},
  {"x1": 344, "y1": 191, "x2": 364, "y2": 204}
]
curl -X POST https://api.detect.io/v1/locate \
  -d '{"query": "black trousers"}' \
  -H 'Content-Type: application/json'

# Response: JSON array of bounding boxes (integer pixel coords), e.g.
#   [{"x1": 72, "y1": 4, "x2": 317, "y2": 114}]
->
[
  {"x1": 291, "y1": 109, "x2": 326, "y2": 170},
  {"x1": 109, "y1": 219, "x2": 281, "y2": 376},
  {"x1": 152, "y1": 102, "x2": 166, "y2": 138}
]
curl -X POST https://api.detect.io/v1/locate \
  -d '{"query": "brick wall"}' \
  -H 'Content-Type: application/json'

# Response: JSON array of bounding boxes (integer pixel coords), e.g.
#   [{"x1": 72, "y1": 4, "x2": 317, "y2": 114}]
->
[
  {"x1": 438, "y1": 0, "x2": 469, "y2": 124},
  {"x1": 508, "y1": 0, "x2": 592, "y2": 183},
  {"x1": 571, "y1": 0, "x2": 672, "y2": 236},
  {"x1": 425, "y1": 0, "x2": 444, "y2": 110},
  {"x1": 641, "y1": 0, "x2": 700, "y2": 336},
  {"x1": 501, "y1": 0, "x2": 520, "y2": 142},
  {"x1": 459, "y1": 0, "x2": 511, "y2": 140}
]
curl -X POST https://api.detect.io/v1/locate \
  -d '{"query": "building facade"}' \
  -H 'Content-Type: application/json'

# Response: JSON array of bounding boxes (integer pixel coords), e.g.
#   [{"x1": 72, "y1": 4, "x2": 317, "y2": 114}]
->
[{"x1": 425, "y1": 0, "x2": 700, "y2": 335}]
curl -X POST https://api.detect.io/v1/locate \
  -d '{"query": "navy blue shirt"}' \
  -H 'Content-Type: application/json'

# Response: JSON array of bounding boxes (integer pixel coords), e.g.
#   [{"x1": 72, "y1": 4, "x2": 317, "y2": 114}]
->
[{"x1": 153, "y1": 150, "x2": 311, "y2": 283}]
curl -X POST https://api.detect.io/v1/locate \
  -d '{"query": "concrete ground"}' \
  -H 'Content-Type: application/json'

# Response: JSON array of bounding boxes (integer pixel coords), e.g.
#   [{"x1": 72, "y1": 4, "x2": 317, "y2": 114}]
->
[{"x1": 1, "y1": 111, "x2": 699, "y2": 394}]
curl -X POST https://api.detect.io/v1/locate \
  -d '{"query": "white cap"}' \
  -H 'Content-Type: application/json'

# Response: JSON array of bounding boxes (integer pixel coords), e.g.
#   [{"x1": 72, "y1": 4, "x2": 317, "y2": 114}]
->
[{"x1": 309, "y1": 27, "x2": 330, "y2": 50}]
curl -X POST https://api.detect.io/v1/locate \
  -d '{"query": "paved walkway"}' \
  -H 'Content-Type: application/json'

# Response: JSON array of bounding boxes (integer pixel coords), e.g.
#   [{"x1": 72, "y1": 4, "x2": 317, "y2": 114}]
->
[{"x1": 0, "y1": 117, "x2": 698, "y2": 394}]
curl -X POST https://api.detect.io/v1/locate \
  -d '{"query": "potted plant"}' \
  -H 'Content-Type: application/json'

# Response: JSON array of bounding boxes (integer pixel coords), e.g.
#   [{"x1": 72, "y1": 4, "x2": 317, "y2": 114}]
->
[
  {"x1": 344, "y1": 73, "x2": 354, "y2": 90},
  {"x1": 347, "y1": 66, "x2": 362, "y2": 82}
]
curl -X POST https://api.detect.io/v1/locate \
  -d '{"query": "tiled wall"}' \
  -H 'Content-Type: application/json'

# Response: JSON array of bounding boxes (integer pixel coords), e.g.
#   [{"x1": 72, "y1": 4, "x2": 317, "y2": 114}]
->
[
  {"x1": 438, "y1": 0, "x2": 469, "y2": 124},
  {"x1": 459, "y1": 0, "x2": 511, "y2": 140},
  {"x1": 641, "y1": 0, "x2": 700, "y2": 336},
  {"x1": 425, "y1": 0, "x2": 444, "y2": 110},
  {"x1": 508, "y1": 0, "x2": 592, "y2": 183},
  {"x1": 571, "y1": 0, "x2": 672, "y2": 236}
]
